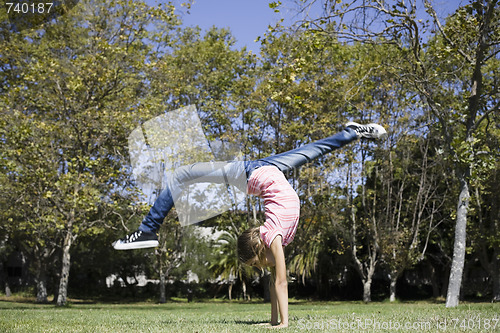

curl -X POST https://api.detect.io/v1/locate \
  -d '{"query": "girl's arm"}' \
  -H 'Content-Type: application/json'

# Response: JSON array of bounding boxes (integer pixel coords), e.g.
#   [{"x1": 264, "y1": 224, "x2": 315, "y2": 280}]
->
[
  {"x1": 269, "y1": 235, "x2": 288, "y2": 328},
  {"x1": 269, "y1": 270, "x2": 279, "y2": 325}
]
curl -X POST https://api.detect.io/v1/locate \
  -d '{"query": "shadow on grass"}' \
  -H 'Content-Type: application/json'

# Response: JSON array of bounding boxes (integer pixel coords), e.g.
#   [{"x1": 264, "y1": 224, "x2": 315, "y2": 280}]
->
[
  {"x1": 0, "y1": 296, "x2": 208, "y2": 312},
  {"x1": 234, "y1": 320, "x2": 270, "y2": 325}
]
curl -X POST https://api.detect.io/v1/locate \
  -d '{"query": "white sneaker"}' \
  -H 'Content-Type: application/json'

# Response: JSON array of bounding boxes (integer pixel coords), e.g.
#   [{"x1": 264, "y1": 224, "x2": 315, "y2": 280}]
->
[{"x1": 346, "y1": 122, "x2": 387, "y2": 139}]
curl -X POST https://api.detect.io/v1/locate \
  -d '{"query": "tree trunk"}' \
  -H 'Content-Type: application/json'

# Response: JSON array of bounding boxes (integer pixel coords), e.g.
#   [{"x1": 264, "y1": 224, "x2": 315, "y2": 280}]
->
[
  {"x1": 159, "y1": 273, "x2": 166, "y2": 304},
  {"x1": 35, "y1": 271, "x2": 48, "y2": 303},
  {"x1": 360, "y1": 254, "x2": 377, "y2": 303},
  {"x1": 242, "y1": 280, "x2": 250, "y2": 301},
  {"x1": 444, "y1": 0, "x2": 496, "y2": 308},
  {"x1": 33, "y1": 248, "x2": 52, "y2": 304},
  {"x1": 5, "y1": 281, "x2": 12, "y2": 297},
  {"x1": 446, "y1": 176, "x2": 470, "y2": 307},
  {"x1": 228, "y1": 282, "x2": 233, "y2": 301},
  {"x1": 352, "y1": 243, "x2": 377, "y2": 303},
  {"x1": 362, "y1": 278, "x2": 372, "y2": 303},
  {"x1": 389, "y1": 272, "x2": 398, "y2": 302},
  {"x1": 157, "y1": 252, "x2": 167, "y2": 304},
  {"x1": 56, "y1": 231, "x2": 73, "y2": 306}
]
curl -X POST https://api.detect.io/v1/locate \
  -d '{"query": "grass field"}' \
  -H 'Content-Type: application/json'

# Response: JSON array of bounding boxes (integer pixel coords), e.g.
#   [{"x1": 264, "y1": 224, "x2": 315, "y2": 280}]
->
[{"x1": 0, "y1": 297, "x2": 499, "y2": 332}]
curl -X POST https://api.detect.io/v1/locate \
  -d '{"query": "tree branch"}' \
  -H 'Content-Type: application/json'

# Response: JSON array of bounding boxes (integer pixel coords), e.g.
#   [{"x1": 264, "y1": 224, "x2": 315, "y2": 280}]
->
[{"x1": 424, "y1": 0, "x2": 474, "y2": 64}]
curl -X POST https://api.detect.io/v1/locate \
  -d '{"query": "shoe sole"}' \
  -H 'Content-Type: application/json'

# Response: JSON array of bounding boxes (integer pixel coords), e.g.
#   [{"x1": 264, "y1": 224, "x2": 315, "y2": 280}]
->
[{"x1": 113, "y1": 240, "x2": 159, "y2": 250}]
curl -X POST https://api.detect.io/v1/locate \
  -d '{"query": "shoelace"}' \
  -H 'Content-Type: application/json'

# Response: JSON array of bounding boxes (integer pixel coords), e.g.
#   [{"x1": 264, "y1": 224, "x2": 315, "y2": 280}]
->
[
  {"x1": 356, "y1": 126, "x2": 374, "y2": 134},
  {"x1": 125, "y1": 230, "x2": 142, "y2": 243}
]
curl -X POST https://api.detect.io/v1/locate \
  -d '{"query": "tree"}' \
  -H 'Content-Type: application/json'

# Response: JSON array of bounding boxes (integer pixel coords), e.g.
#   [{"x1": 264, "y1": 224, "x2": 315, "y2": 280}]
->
[
  {"x1": 251, "y1": 29, "x2": 357, "y2": 297},
  {"x1": 155, "y1": 218, "x2": 184, "y2": 304},
  {"x1": 423, "y1": 0, "x2": 499, "y2": 307},
  {"x1": 1, "y1": 110, "x2": 66, "y2": 303},
  {"x1": 0, "y1": 0, "x2": 179, "y2": 305},
  {"x1": 253, "y1": 29, "x2": 404, "y2": 301},
  {"x1": 375, "y1": 129, "x2": 452, "y2": 301},
  {"x1": 273, "y1": 0, "x2": 500, "y2": 307},
  {"x1": 147, "y1": 26, "x2": 257, "y2": 148},
  {"x1": 209, "y1": 226, "x2": 255, "y2": 300}
]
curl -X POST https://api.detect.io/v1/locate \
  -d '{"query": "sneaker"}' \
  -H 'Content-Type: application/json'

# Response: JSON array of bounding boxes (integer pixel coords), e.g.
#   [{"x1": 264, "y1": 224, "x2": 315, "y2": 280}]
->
[
  {"x1": 112, "y1": 230, "x2": 159, "y2": 250},
  {"x1": 346, "y1": 122, "x2": 387, "y2": 139}
]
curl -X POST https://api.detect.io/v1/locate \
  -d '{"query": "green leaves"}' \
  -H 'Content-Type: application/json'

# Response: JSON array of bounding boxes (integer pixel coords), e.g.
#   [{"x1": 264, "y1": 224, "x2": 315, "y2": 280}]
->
[
  {"x1": 269, "y1": 1, "x2": 282, "y2": 13},
  {"x1": 0, "y1": 0, "x2": 181, "y2": 302}
]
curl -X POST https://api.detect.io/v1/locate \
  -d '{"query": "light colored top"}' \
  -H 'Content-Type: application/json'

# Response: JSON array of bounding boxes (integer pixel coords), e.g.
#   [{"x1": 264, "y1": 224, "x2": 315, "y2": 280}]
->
[{"x1": 247, "y1": 166, "x2": 300, "y2": 248}]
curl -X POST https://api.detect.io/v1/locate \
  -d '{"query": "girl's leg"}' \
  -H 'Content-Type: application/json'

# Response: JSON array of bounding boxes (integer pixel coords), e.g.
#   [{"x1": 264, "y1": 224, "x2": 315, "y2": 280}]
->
[
  {"x1": 114, "y1": 160, "x2": 246, "y2": 249},
  {"x1": 138, "y1": 186, "x2": 174, "y2": 233},
  {"x1": 140, "y1": 125, "x2": 382, "y2": 233},
  {"x1": 139, "y1": 161, "x2": 247, "y2": 233},
  {"x1": 115, "y1": 123, "x2": 384, "y2": 249},
  {"x1": 257, "y1": 128, "x2": 358, "y2": 174}
]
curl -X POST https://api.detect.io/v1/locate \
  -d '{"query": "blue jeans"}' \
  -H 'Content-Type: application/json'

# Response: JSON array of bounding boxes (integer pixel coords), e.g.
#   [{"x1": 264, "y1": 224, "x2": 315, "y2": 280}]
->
[{"x1": 138, "y1": 128, "x2": 357, "y2": 232}]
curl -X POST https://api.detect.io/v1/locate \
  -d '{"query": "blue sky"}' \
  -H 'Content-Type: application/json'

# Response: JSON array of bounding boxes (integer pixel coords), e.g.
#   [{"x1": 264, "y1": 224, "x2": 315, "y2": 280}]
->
[
  {"x1": 178, "y1": 0, "x2": 281, "y2": 54},
  {"x1": 174, "y1": 0, "x2": 464, "y2": 54}
]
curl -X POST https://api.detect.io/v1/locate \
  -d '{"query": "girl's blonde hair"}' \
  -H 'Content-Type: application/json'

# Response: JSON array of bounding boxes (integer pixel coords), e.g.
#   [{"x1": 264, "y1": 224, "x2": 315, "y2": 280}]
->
[{"x1": 237, "y1": 227, "x2": 265, "y2": 265}]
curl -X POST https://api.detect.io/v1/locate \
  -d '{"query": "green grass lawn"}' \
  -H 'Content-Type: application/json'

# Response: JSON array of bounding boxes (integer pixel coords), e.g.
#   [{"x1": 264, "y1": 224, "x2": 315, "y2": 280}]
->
[{"x1": 0, "y1": 297, "x2": 499, "y2": 332}]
